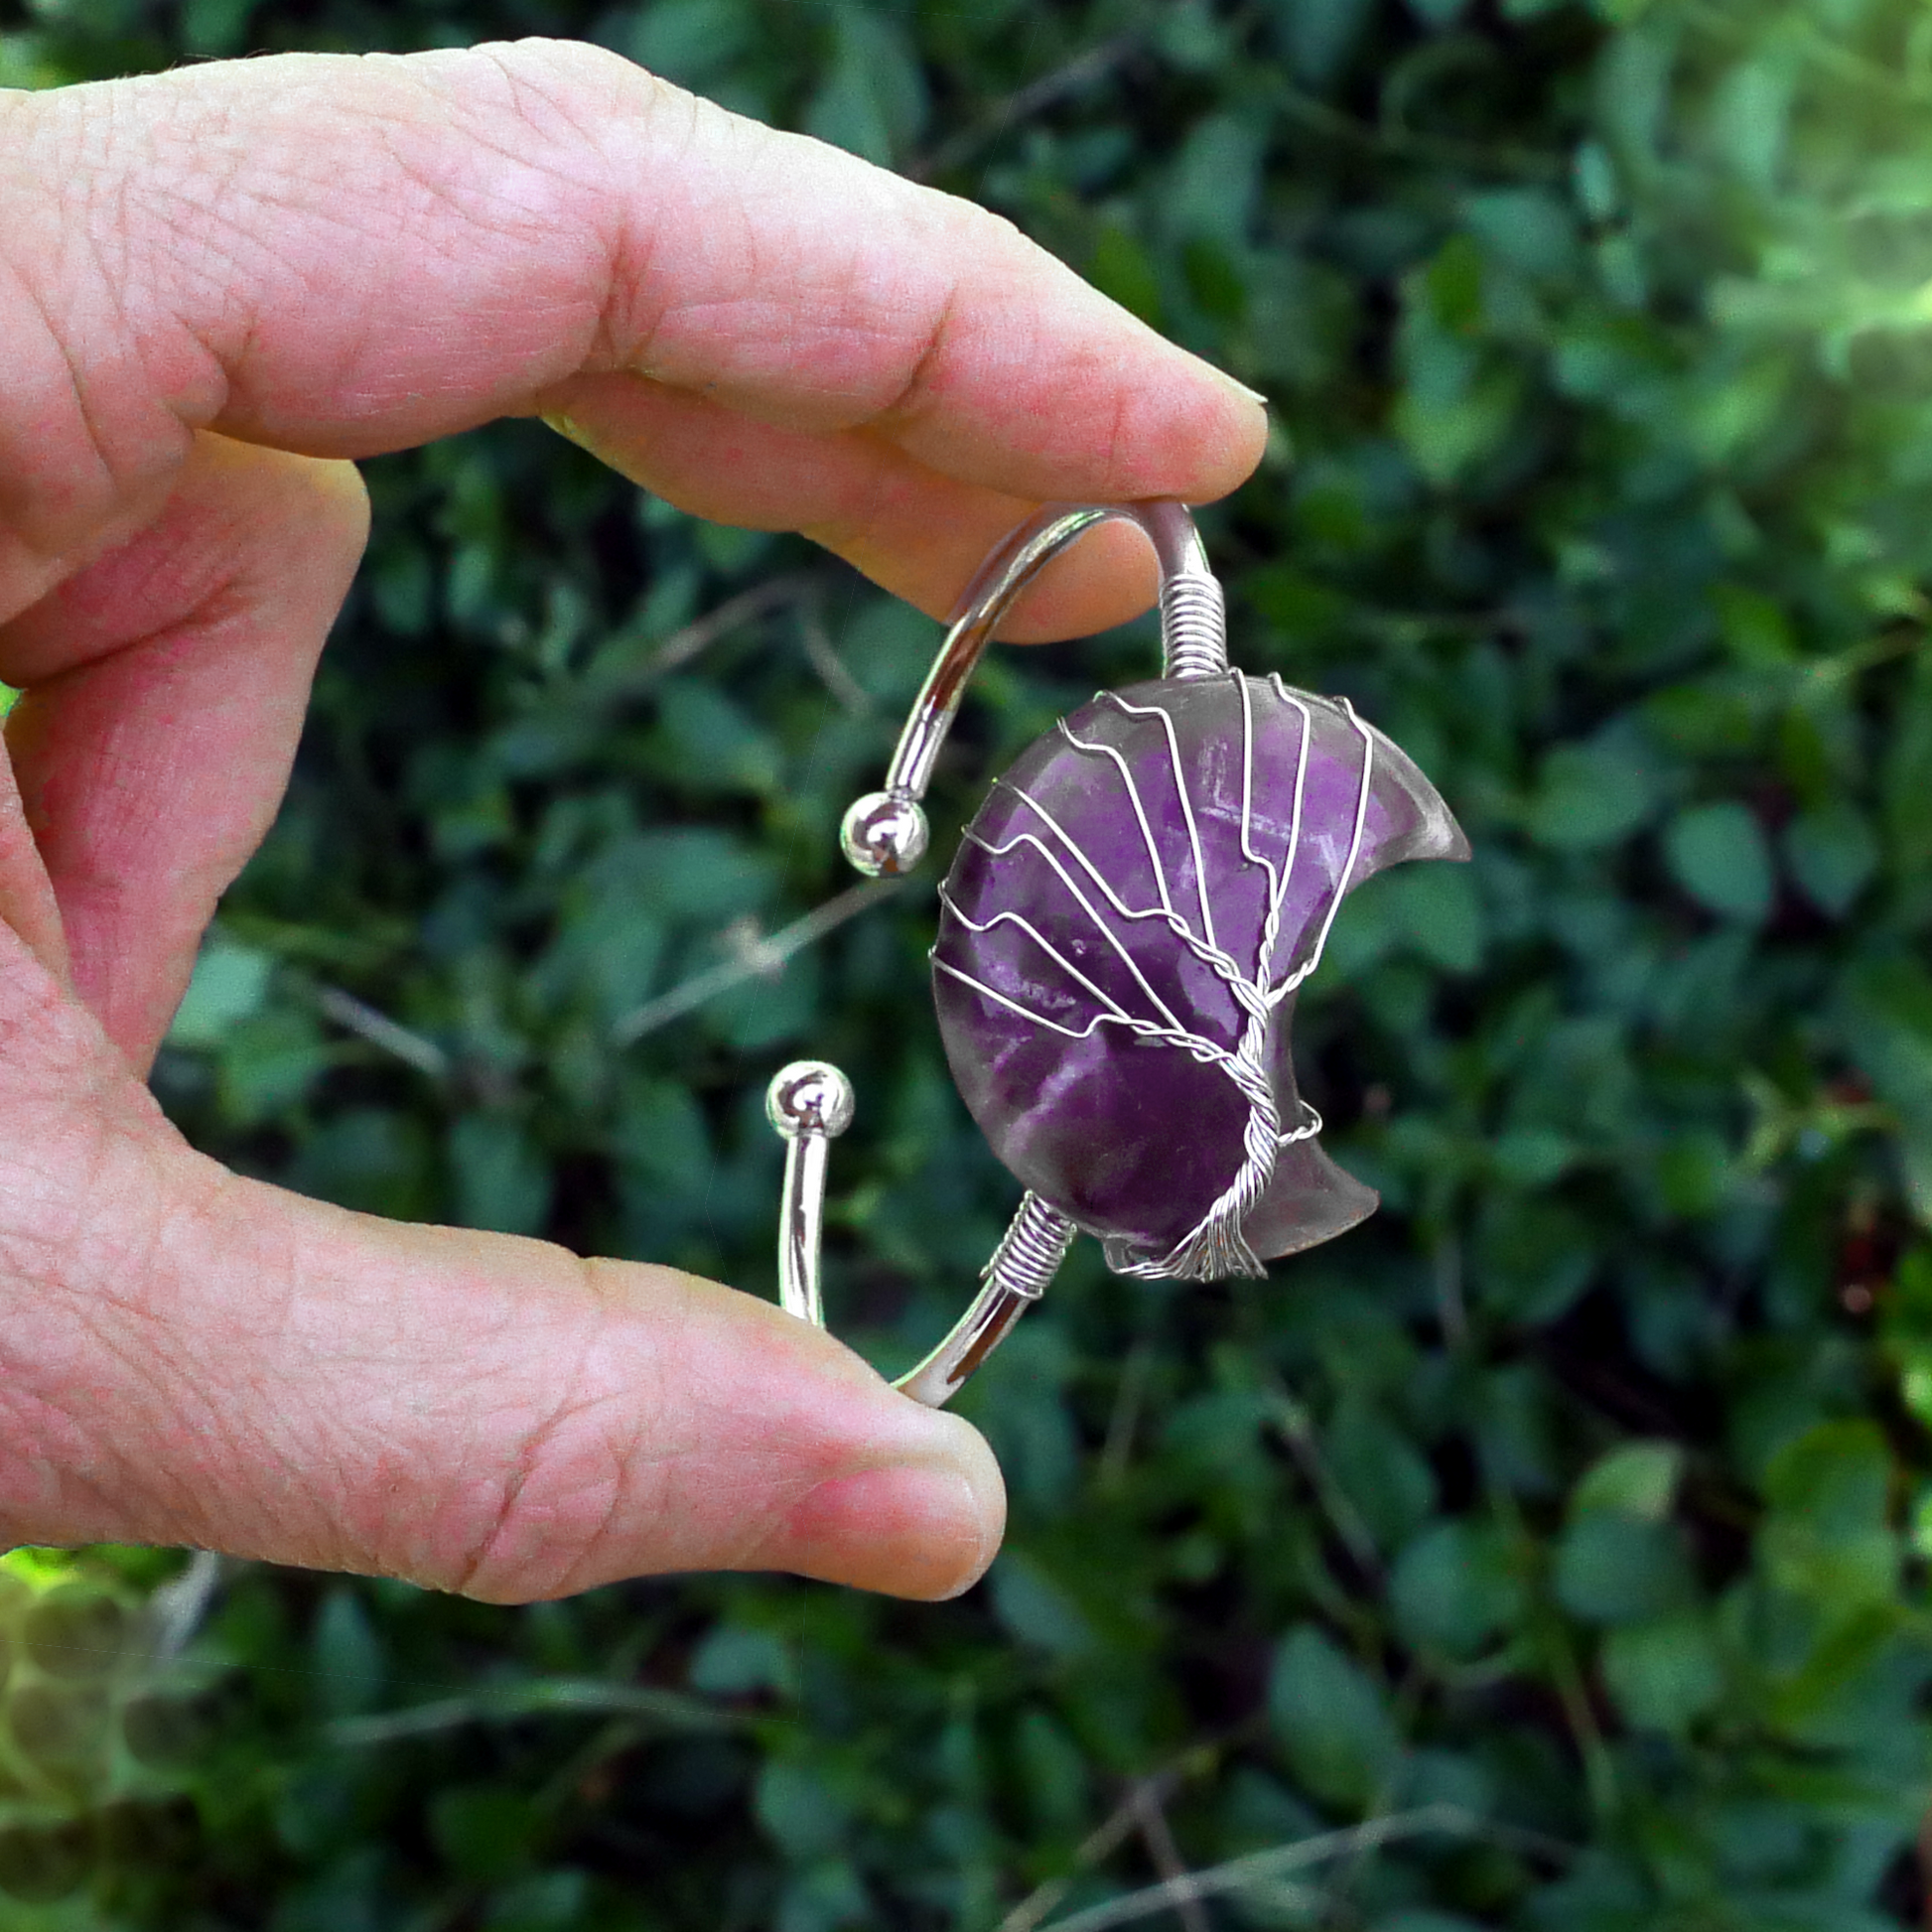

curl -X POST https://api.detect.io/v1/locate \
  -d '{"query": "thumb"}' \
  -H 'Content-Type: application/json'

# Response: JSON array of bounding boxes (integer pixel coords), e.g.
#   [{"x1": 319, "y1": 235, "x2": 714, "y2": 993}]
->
[
  {"x1": 0, "y1": 934, "x2": 1003, "y2": 1602},
  {"x1": 194, "y1": 1179, "x2": 1008, "y2": 1602}
]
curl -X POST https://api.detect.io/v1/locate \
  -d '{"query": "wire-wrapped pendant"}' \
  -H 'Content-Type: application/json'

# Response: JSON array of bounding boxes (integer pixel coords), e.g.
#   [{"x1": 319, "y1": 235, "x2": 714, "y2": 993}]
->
[
  {"x1": 935, "y1": 669, "x2": 1465, "y2": 1283},
  {"x1": 766, "y1": 501, "x2": 1467, "y2": 1406}
]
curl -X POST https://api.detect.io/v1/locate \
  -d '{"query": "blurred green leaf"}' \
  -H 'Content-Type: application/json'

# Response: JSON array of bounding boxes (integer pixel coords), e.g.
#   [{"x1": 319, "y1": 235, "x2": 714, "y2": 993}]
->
[
  {"x1": 619, "y1": 0, "x2": 754, "y2": 88},
  {"x1": 181, "y1": 0, "x2": 259, "y2": 57},
  {"x1": 1663, "y1": 802, "x2": 1775, "y2": 923},
  {"x1": 1654, "y1": 1126, "x2": 1734, "y2": 1219},
  {"x1": 1758, "y1": 1422, "x2": 1900, "y2": 1618},
  {"x1": 648, "y1": 678, "x2": 783, "y2": 795},
  {"x1": 755, "y1": 1757, "x2": 851, "y2": 1861},
  {"x1": 1710, "y1": 55, "x2": 1795, "y2": 192},
  {"x1": 449, "y1": 1115, "x2": 553, "y2": 1235},
  {"x1": 290, "y1": 1108, "x2": 436, "y2": 1219},
  {"x1": 1555, "y1": 1445, "x2": 1694, "y2": 1625},
  {"x1": 483, "y1": 1869, "x2": 590, "y2": 1932},
  {"x1": 167, "y1": 938, "x2": 273, "y2": 1047},
  {"x1": 1572, "y1": 1442, "x2": 1684, "y2": 1522},
  {"x1": 1554, "y1": 1512, "x2": 1694, "y2": 1625},
  {"x1": 1327, "y1": 1395, "x2": 1438, "y2": 1551},
  {"x1": 1014, "y1": 1708, "x2": 1090, "y2": 1843},
  {"x1": 311, "y1": 1590, "x2": 385, "y2": 1723},
  {"x1": 1600, "y1": 1610, "x2": 1725, "y2": 1734},
  {"x1": 1268, "y1": 1625, "x2": 1399, "y2": 1811},
  {"x1": 1339, "y1": 862, "x2": 1486, "y2": 975},
  {"x1": 1784, "y1": 803, "x2": 1878, "y2": 917},
  {"x1": 1269, "y1": 0, "x2": 1374, "y2": 83},
  {"x1": 1086, "y1": 215, "x2": 1164, "y2": 328},
  {"x1": 990, "y1": 1553, "x2": 1095, "y2": 1661},
  {"x1": 689, "y1": 1623, "x2": 794, "y2": 1698},
  {"x1": 1462, "y1": 188, "x2": 1578, "y2": 282},
  {"x1": 1712, "y1": 586, "x2": 1796, "y2": 669},
  {"x1": 804, "y1": 5, "x2": 926, "y2": 164},
  {"x1": 1391, "y1": 1519, "x2": 1523, "y2": 1658},
  {"x1": 0, "y1": 1821, "x2": 89, "y2": 1903},
  {"x1": 431, "y1": 1788, "x2": 540, "y2": 1886},
  {"x1": 1527, "y1": 740, "x2": 1659, "y2": 851},
  {"x1": 23, "y1": 1587, "x2": 125, "y2": 1682},
  {"x1": 214, "y1": 1007, "x2": 330, "y2": 1127}
]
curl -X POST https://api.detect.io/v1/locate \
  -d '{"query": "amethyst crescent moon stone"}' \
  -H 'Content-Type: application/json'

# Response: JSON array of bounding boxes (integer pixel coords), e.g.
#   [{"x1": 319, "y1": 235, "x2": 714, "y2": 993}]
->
[{"x1": 931, "y1": 671, "x2": 1469, "y2": 1282}]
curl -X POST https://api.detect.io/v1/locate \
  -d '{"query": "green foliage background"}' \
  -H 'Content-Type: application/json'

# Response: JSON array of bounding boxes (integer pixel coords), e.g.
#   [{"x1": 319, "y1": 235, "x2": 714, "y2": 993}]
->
[{"x1": 7, "y1": 0, "x2": 1932, "y2": 1924}]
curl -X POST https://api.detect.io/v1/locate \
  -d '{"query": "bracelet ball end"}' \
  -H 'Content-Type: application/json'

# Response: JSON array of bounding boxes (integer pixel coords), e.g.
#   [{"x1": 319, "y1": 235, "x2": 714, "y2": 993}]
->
[
  {"x1": 840, "y1": 791, "x2": 929, "y2": 878},
  {"x1": 766, "y1": 1060, "x2": 856, "y2": 1141}
]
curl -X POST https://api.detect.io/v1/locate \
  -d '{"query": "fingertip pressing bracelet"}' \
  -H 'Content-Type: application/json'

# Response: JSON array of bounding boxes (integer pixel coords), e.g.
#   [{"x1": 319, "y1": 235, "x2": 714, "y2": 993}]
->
[{"x1": 765, "y1": 500, "x2": 1469, "y2": 1408}]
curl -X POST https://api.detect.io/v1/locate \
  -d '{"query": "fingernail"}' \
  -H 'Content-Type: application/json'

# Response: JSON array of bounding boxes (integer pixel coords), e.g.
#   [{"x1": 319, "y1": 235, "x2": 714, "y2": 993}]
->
[
  {"x1": 1214, "y1": 368, "x2": 1269, "y2": 407},
  {"x1": 764, "y1": 1397, "x2": 1006, "y2": 1600},
  {"x1": 778, "y1": 1459, "x2": 1001, "y2": 1600},
  {"x1": 540, "y1": 410, "x2": 595, "y2": 452}
]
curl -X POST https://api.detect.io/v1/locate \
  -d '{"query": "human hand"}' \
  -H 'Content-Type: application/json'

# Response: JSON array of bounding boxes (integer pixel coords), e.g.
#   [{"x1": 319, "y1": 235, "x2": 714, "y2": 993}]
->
[{"x1": 0, "y1": 40, "x2": 1266, "y2": 1600}]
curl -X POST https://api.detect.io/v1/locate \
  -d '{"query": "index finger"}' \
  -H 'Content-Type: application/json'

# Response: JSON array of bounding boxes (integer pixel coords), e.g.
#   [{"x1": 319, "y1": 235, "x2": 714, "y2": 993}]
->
[{"x1": 0, "y1": 40, "x2": 1265, "y2": 596}]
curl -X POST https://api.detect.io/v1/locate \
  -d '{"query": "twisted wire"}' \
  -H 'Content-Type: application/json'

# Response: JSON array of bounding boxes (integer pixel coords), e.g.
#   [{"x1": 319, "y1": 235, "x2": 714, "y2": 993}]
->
[
  {"x1": 941, "y1": 677, "x2": 1374, "y2": 1286},
  {"x1": 1111, "y1": 1002, "x2": 1279, "y2": 1283}
]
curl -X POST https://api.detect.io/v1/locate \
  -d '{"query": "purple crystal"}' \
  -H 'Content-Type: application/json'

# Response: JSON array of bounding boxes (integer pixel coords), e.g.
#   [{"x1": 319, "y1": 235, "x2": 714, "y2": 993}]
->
[{"x1": 931, "y1": 673, "x2": 1468, "y2": 1278}]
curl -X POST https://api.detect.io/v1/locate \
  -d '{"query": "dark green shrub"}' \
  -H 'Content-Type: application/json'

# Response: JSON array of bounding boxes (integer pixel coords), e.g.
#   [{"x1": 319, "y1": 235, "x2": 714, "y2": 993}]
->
[{"x1": 6, "y1": 0, "x2": 1932, "y2": 1926}]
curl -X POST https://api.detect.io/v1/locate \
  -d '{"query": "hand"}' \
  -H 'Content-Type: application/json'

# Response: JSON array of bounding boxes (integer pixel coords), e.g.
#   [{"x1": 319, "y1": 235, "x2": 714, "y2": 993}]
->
[{"x1": 0, "y1": 40, "x2": 1266, "y2": 1600}]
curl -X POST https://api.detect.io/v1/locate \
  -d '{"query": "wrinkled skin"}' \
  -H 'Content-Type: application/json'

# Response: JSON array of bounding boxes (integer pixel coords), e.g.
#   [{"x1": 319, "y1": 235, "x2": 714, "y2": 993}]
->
[{"x1": 0, "y1": 42, "x2": 1266, "y2": 1601}]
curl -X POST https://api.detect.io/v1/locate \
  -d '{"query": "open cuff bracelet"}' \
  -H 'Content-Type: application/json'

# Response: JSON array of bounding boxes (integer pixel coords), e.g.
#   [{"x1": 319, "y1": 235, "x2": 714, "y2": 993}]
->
[{"x1": 764, "y1": 501, "x2": 1469, "y2": 1408}]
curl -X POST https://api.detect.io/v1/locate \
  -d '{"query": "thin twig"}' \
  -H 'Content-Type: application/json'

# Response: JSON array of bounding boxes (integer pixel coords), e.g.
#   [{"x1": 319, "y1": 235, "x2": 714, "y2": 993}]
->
[
  {"x1": 997, "y1": 1768, "x2": 1191, "y2": 1932},
  {"x1": 147, "y1": 1550, "x2": 225, "y2": 1662},
  {"x1": 798, "y1": 602, "x2": 875, "y2": 715},
  {"x1": 1810, "y1": 622, "x2": 1929, "y2": 685},
  {"x1": 317, "y1": 986, "x2": 451, "y2": 1080},
  {"x1": 1275, "y1": 81, "x2": 1564, "y2": 180},
  {"x1": 1433, "y1": 1235, "x2": 1468, "y2": 1348},
  {"x1": 325, "y1": 1677, "x2": 736, "y2": 1749},
  {"x1": 1034, "y1": 1806, "x2": 1480, "y2": 1932},
  {"x1": 1540, "y1": 1615, "x2": 1619, "y2": 1821},
  {"x1": 1266, "y1": 1383, "x2": 1384, "y2": 1583},
  {"x1": 1681, "y1": 0, "x2": 1929, "y2": 108},
  {"x1": 596, "y1": 572, "x2": 819, "y2": 696},
  {"x1": 1327, "y1": 1687, "x2": 1425, "y2": 1926},
  {"x1": 1132, "y1": 1786, "x2": 1210, "y2": 1932},
  {"x1": 611, "y1": 879, "x2": 904, "y2": 1046},
  {"x1": 911, "y1": 35, "x2": 1140, "y2": 180},
  {"x1": 1097, "y1": 1344, "x2": 1154, "y2": 1492}
]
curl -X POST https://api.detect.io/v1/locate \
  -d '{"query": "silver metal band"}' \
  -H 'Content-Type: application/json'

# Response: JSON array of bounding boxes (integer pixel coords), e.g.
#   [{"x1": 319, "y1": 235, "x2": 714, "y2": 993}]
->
[
  {"x1": 767, "y1": 500, "x2": 1223, "y2": 1407},
  {"x1": 893, "y1": 1192, "x2": 1076, "y2": 1406},
  {"x1": 837, "y1": 500, "x2": 1225, "y2": 884},
  {"x1": 764, "y1": 1060, "x2": 854, "y2": 1328}
]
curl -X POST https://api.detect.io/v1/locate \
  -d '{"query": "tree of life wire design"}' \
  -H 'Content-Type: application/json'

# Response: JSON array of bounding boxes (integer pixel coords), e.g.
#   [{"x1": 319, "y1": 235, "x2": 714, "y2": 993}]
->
[{"x1": 934, "y1": 672, "x2": 1377, "y2": 1282}]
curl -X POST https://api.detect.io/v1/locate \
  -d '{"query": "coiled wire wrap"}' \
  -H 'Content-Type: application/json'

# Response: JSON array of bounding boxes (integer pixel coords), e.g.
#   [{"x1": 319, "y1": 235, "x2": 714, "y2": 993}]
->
[
  {"x1": 1159, "y1": 572, "x2": 1230, "y2": 681},
  {"x1": 982, "y1": 1191, "x2": 1077, "y2": 1301}
]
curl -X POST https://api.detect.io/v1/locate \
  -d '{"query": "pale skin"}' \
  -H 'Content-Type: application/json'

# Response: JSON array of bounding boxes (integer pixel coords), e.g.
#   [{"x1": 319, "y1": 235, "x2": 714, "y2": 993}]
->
[{"x1": 0, "y1": 40, "x2": 1266, "y2": 1603}]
